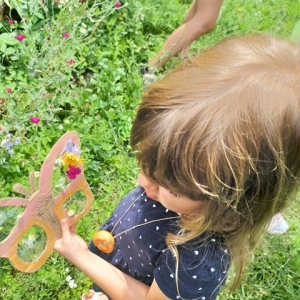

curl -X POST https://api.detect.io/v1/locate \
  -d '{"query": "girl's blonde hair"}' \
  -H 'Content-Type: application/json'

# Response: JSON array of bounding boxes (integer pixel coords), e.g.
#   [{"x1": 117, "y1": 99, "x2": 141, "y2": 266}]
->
[{"x1": 131, "y1": 34, "x2": 300, "y2": 289}]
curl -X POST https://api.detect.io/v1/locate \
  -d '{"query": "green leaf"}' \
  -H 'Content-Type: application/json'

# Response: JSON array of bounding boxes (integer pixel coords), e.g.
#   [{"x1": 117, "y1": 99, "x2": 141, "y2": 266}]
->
[
  {"x1": 0, "y1": 42, "x2": 7, "y2": 53},
  {"x1": 0, "y1": 33, "x2": 19, "y2": 45},
  {"x1": 34, "y1": 12, "x2": 45, "y2": 19},
  {"x1": 4, "y1": 47, "x2": 16, "y2": 55},
  {"x1": 0, "y1": 274, "x2": 3, "y2": 287},
  {"x1": 0, "y1": 33, "x2": 11, "y2": 41},
  {"x1": 0, "y1": 211, "x2": 7, "y2": 226}
]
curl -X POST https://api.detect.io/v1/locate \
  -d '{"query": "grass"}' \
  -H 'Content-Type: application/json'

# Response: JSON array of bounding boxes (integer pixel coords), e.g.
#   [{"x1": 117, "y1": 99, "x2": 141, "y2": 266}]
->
[
  {"x1": 223, "y1": 200, "x2": 300, "y2": 299},
  {"x1": 0, "y1": 0, "x2": 300, "y2": 299}
]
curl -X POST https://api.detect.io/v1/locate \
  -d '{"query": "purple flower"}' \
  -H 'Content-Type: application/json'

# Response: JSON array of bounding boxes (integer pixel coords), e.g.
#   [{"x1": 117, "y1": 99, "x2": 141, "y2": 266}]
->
[
  {"x1": 14, "y1": 137, "x2": 21, "y2": 145},
  {"x1": 67, "y1": 59, "x2": 74, "y2": 65},
  {"x1": 63, "y1": 32, "x2": 70, "y2": 38},
  {"x1": 5, "y1": 88, "x2": 12, "y2": 93},
  {"x1": 9, "y1": 20, "x2": 16, "y2": 25},
  {"x1": 115, "y1": 1, "x2": 121, "y2": 8},
  {"x1": 1, "y1": 139, "x2": 13, "y2": 150},
  {"x1": 16, "y1": 34, "x2": 26, "y2": 42},
  {"x1": 66, "y1": 165, "x2": 81, "y2": 180},
  {"x1": 65, "y1": 140, "x2": 80, "y2": 155},
  {"x1": 30, "y1": 117, "x2": 41, "y2": 124}
]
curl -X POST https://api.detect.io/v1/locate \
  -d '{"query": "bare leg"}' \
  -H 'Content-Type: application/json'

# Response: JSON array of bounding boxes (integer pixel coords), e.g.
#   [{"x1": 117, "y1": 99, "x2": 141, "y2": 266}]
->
[{"x1": 149, "y1": 0, "x2": 223, "y2": 69}]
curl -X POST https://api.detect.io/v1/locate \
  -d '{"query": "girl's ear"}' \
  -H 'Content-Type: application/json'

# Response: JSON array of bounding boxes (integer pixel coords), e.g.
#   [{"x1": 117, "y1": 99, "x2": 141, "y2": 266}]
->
[{"x1": 38, "y1": 131, "x2": 80, "y2": 193}]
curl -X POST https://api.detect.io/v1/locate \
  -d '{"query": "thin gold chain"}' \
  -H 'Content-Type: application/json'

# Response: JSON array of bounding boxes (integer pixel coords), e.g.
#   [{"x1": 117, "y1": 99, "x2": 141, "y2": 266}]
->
[
  {"x1": 114, "y1": 216, "x2": 179, "y2": 238},
  {"x1": 110, "y1": 189, "x2": 179, "y2": 238},
  {"x1": 110, "y1": 190, "x2": 146, "y2": 234}
]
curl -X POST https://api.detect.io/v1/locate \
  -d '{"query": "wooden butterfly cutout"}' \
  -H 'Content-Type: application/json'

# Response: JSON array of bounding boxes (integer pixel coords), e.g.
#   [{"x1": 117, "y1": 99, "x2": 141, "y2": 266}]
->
[{"x1": 0, "y1": 131, "x2": 93, "y2": 272}]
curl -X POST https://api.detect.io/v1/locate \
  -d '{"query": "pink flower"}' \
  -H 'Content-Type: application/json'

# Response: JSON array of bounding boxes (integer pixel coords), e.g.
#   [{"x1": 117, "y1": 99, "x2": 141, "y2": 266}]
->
[
  {"x1": 115, "y1": 1, "x2": 121, "y2": 8},
  {"x1": 16, "y1": 34, "x2": 26, "y2": 42},
  {"x1": 9, "y1": 20, "x2": 15, "y2": 25},
  {"x1": 30, "y1": 117, "x2": 41, "y2": 124},
  {"x1": 63, "y1": 32, "x2": 70, "y2": 38},
  {"x1": 66, "y1": 165, "x2": 81, "y2": 180},
  {"x1": 5, "y1": 88, "x2": 12, "y2": 93},
  {"x1": 67, "y1": 59, "x2": 75, "y2": 65}
]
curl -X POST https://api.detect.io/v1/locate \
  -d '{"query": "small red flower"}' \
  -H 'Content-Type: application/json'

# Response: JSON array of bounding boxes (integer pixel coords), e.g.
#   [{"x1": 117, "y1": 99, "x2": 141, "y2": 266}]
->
[
  {"x1": 16, "y1": 34, "x2": 26, "y2": 41},
  {"x1": 30, "y1": 117, "x2": 41, "y2": 124},
  {"x1": 67, "y1": 59, "x2": 75, "y2": 65},
  {"x1": 66, "y1": 165, "x2": 81, "y2": 180},
  {"x1": 115, "y1": 1, "x2": 121, "y2": 8},
  {"x1": 9, "y1": 20, "x2": 15, "y2": 25},
  {"x1": 5, "y1": 88, "x2": 12, "y2": 93},
  {"x1": 63, "y1": 32, "x2": 70, "y2": 38}
]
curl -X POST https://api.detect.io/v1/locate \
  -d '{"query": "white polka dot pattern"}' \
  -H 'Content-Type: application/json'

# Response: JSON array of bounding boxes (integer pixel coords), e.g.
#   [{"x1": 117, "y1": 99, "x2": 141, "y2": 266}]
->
[{"x1": 88, "y1": 186, "x2": 230, "y2": 300}]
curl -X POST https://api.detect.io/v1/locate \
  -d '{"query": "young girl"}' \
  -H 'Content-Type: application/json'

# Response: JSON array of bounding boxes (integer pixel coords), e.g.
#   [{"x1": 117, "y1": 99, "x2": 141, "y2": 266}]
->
[{"x1": 54, "y1": 34, "x2": 300, "y2": 300}]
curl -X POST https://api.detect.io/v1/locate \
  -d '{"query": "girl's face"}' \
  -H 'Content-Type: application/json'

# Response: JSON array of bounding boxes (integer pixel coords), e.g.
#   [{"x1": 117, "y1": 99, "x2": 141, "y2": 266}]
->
[{"x1": 138, "y1": 174, "x2": 206, "y2": 216}]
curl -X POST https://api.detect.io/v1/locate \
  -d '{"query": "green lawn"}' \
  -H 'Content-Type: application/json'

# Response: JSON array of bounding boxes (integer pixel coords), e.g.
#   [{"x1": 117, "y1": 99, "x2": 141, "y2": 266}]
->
[{"x1": 0, "y1": 0, "x2": 299, "y2": 299}]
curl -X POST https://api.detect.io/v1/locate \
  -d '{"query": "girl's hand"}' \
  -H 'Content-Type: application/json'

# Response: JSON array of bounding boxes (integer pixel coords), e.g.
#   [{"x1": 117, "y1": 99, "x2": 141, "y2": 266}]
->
[{"x1": 54, "y1": 219, "x2": 89, "y2": 264}]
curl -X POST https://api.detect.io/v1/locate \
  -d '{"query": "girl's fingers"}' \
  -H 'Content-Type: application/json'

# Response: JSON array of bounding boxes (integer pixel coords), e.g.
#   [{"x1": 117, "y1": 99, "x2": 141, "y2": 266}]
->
[
  {"x1": 54, "y1": 219, "x2": 71, "y2": 253},
  {"x1": 62, "y1": 208, "x2": 77, "y2": 234},
  {"x1": 60, "y1": 218, "x2": 71, "y2": 239},
  {"x1": 69, "y1": 223, "x2": 76, "y2": 235}
]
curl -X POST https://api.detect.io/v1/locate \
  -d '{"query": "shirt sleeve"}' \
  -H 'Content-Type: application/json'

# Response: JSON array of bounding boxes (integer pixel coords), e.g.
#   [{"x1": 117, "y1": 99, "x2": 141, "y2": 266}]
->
[{"x1": 153, "y1": 240, "x2": 230, "y2": 300}]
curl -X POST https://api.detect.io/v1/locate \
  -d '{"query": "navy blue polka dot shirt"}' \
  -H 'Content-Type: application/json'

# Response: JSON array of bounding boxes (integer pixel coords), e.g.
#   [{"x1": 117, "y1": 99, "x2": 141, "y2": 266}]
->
[{"x1": 89, "y1": 186, "x2": 230, "y2": 300}]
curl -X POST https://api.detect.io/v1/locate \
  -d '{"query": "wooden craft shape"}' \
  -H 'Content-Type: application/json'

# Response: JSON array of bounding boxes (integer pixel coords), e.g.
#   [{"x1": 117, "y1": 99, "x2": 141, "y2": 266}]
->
[{"x1": 0, "y1": 131, "x2": 93, "y2": 272}]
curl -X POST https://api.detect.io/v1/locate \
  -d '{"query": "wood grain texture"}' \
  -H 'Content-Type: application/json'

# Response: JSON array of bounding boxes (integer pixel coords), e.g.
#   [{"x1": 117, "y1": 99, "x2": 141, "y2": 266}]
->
[{"x1": 0, "y1": 131, "x2": 93, "y2": 272}]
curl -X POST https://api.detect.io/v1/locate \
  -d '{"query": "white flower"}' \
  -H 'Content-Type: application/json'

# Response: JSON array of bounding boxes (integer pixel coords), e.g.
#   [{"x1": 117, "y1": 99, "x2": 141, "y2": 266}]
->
[
  {"x1": 80, "y1": 27, "x2": 87, "y2": 34},
  {"x1": 55, "y1": 157, "x2": 62, "y2": 165},
  {"x1": 55, "y1": 177, "x2": 66, "y2": 189},
  {"x1": 8, "y1": 149, "x2": 14, "y2": 155},
  {"x1": 34, "y1": 171, "x2": 40, "y2": 178},
  {"x1": 67, "y1": 210, "x2": 75, "y2": 217},
  {"x1": 58, "y1": 124, "x2": 64, "y2": 130},
  {"x1": 16, "y1": 213, "x2": 23, "y2": 220},
  {"x1": 28, "y1": 234, "x2": 35, "y2": 241},
  {"x1": 65, "y1": 267, "x2": 70, "y2": 273},
  {"x1": 68, "y1": 279, "x2": 77, "y2": 288},
  {"x1": 66, "y1": 275, "x2": 72, "y2": 282},
  {"x1": 23, "y1": 234, "x2": 35, "y2": 248}
]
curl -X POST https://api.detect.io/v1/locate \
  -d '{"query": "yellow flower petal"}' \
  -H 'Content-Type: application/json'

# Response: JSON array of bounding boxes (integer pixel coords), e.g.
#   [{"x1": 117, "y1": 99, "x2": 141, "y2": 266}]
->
[{"x1": 62, "y1": 153, "x2": 83, "y2": 167}]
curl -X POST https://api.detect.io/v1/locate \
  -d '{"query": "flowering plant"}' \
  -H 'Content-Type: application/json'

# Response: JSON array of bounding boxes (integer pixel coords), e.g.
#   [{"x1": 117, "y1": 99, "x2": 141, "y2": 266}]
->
[
  {"x1": 0, "y1": 0, "x2": 149, "y2": 297},
  {"x1": 61, "y1": 140, "x2": 83, "y2": 180},
  {"x1": 0, "y1": 0, "x2": 298, "y2": 299},
  {"x1": 0, "y1": 0, "x2": 145, "y2": 193}
]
